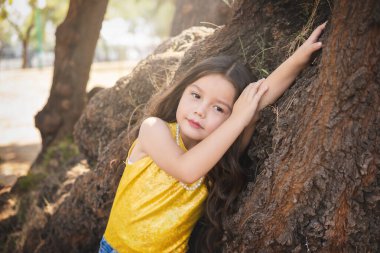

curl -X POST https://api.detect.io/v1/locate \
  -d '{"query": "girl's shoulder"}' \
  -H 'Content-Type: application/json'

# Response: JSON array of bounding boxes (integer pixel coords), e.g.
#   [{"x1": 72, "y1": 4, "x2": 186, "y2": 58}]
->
[
  {"x1": 139, "y1": 117, "x2": 176, "y2": 143},
  {"x1": 129, "y1": 118, "x2": 172, "y2": 163},
  {"x1": 140, "y1": 117, "x2": 171, "y2": 135},
  {"x1": 141, "y1": 116, "x2": 167, "y2": 127}
]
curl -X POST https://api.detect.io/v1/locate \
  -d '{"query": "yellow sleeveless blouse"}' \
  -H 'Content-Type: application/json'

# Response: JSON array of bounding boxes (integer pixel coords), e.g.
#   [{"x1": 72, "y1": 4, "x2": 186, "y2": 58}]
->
[{"x1": 104, "y1": 122, "x2": 208, "y2": 252}]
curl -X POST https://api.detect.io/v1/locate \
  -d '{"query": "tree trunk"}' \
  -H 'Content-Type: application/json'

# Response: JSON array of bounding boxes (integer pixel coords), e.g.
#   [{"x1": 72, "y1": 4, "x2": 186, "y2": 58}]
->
[
  {"x1": 8, "y1": 20, "x2": 34, "y2": 69},
  {"x1": 21, "y1": 23, "x2": 33, "y2": 69},
  {"x1": 8, "y1": 0, "x2": 379, "y2": 252},
  {"x1": 170, "y1": 0, "x2": 232, "y2": 36},
  {"x1": 224, "y1": 0, "x2": 380, "y2": 251},
  {"x1": 34, "y1": 0, "x2": 108, "y2": 155},
  {"x1": 21, "y1": 38, "x2": 29, "y2": 69}
]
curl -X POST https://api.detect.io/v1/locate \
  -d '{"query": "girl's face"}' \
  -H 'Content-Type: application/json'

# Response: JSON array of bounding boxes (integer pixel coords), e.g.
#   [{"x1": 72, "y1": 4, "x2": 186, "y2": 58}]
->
[{"x1": 176, "y1": 74, "x2": 236, "y2": 149}]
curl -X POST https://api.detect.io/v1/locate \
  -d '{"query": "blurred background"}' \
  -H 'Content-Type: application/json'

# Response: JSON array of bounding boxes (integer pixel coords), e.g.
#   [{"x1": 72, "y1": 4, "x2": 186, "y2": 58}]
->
[
  {"x1": 0, "y1": 0, "x2": 177, "y2": 186},
  {"x1": 1, "y1": 0, "x2": 174, "y2": 69},
  {"x1": 0, "y1": 0, "x2": 232, "y2": 189}
]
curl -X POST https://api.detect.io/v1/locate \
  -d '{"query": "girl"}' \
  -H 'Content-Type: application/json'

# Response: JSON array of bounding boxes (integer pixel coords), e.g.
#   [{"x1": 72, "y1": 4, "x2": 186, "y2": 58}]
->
[{"x1": 99, "y1": 23, "x2": 327, "y2": 253}]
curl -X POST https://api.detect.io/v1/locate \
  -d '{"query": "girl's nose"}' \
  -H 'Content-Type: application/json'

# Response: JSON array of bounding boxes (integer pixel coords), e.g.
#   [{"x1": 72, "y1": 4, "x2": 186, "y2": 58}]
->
[{"x1": 194, "y1": 104, "x2": 206, "y2": 118}]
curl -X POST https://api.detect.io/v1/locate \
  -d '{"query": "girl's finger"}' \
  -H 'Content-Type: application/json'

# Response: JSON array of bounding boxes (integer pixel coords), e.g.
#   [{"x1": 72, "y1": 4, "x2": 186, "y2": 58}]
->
[
  {"x1": 308, "y1": 22, "x2": 327, "y2": 42},
  {"x1": 252, "y1": 83, "x2": 268, "y2": 101},
  {"x1": 256, "y1": 84, "x2": 269, "y2": 98},
  {"x1": 248, "y1": 81, "x2": 263, "y2": 97},
  {"x1": 248, "y1": 78, "x2": 265, "y2": 88},
  {"x1": 241, "y1": 81, "x2": 260, "y2": 98},
  {"x1": 249, "y1": 78, "x2": 265, "y2": 92}
]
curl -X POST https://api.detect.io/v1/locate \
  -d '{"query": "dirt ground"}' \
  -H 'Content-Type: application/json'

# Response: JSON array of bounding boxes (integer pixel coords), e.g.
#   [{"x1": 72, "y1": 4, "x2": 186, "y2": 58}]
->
[{"x1": 0, "y1": 61, "x2": 136, "y2": 187}]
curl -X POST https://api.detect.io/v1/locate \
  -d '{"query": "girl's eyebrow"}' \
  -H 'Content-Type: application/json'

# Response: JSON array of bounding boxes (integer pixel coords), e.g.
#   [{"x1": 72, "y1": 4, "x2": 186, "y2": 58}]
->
[{"x1": 189, "y1": 84, "x2": 233, "y2": 111}]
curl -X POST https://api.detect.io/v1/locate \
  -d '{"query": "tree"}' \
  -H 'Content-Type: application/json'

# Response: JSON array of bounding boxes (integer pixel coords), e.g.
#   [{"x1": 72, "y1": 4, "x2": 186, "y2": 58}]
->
[
  {"x1": 34, "y1": 0, "x2": 109, "y2": 157},
  {"x1": 105, "y1": 0, "x2": 176, "y2": 38},
  {"x1": 4, "y1": 0, "x2": 379, "y2": 252},
  {"x1": 1, "y1": 0, "x2": 37, "y2": 68},
  {"x1": 170, "y1": 0, "x2": 232, "y2": 36}
]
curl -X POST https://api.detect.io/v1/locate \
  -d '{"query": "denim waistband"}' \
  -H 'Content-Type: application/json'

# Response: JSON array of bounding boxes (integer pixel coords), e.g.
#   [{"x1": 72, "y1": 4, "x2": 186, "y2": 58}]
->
[{"x1": 99, "y1": 236, "x2": 118, "y2": 253}]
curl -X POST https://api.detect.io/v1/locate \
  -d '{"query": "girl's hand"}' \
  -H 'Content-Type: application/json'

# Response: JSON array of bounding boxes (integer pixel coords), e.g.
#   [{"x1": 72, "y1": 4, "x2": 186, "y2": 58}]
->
[
  {"x1": 292, "y1": 22, "x2": 327, "y2": 68},
  {"x1": 231, "y1": 79, "x2": 268, "y2": 127}
]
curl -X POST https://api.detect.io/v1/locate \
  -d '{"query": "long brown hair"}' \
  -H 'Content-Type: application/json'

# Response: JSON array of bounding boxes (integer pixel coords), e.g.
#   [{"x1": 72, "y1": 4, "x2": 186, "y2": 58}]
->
[{"x1": 130, "y1": 55, "x2": 254, "y2": 251}]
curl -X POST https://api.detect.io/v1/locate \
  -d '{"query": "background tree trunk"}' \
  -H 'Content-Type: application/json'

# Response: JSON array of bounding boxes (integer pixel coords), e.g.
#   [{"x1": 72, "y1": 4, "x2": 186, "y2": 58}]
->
[
  {"x1": 7, "y1": 20, "x2": 34, "y2": 69},
  {"x1": 21, "y1": 24, "x2": 33, "y2": 68},
  {"x1": 170, "y1": 0, "x2": 232, "y2": 36},
  {"x1": 34, "y1": 0, "x2": 108, "y2": 156},
  {"x1": 5, "y1": 0, "x2": 379, "y2": 252}
]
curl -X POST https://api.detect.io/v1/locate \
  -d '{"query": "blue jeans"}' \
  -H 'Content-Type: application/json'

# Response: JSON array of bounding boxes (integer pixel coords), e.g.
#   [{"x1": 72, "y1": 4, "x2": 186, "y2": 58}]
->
[{"x1": 99, "y1": 236, "x2": 118, "y2": 253}]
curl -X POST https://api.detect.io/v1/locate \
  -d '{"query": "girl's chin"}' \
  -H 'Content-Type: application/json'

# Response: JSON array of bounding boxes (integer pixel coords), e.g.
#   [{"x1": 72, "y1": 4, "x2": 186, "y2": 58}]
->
[{"x1": 180, "y1": 131, "x2": 202, "y2": 148}]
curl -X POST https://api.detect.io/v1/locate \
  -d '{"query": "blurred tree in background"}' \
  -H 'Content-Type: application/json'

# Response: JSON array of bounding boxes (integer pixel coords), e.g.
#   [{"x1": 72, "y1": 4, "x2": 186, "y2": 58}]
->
[
  {"x1": 170, "y1": 0, "x2": 232, "y2": 36},
  {"x1": 34, "y1": 0, "x2": 109, "y2": 157},
  {"x1": 32, "y1": 0, "x2": 177, "y2": 158},
  {"x1": 1, "y1": 0, "x2": 38, "y2": 68},
  {"x1": 0, "y1": 0, "x2": 176, "y2": 68},
  {"x1": 0, "y1": 0, "x2": 69, "y2": 68}
]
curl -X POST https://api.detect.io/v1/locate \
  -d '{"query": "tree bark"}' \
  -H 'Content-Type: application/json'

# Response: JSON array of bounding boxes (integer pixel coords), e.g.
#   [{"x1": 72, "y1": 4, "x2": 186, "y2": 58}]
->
[
  {"x1": 170, "y1": 0, "x2": 232, "y2": 36},
  {"x1": 34, "y1": 0, "x2": 108, "y2": 155},
  {"x1": 224, "y1": 0, "x2": 380, "y2": 251},
  {"x1": 7, "y1": 0, "x2": 379, "y2": 252}
]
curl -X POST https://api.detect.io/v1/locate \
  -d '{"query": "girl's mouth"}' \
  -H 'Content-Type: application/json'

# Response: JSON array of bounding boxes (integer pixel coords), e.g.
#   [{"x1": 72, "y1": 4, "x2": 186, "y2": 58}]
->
[{"x1": 188, "y1": 119, "x2": 202, "y2": 129}]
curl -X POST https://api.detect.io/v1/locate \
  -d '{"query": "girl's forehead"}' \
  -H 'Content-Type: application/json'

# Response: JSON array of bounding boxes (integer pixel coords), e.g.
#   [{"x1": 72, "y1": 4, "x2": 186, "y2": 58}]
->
[{"x1": 189, "y1": 74, "x2": 236, "y2": 102}]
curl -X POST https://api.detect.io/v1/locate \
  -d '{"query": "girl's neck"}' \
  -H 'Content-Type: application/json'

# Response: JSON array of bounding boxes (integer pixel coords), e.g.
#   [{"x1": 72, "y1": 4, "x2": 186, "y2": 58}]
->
[{"x1": 177, "y1": 124, "x2": 198, "y2": 150}]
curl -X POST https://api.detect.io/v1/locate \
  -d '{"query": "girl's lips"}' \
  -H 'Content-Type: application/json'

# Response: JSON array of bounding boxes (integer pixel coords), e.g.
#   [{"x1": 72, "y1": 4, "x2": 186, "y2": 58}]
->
[{"x1": 188, "y1": 119, "x2": 202, "y2": 129}]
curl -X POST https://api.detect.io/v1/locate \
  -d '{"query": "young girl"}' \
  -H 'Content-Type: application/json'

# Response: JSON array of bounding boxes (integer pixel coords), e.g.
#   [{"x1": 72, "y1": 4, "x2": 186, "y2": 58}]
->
[{"x1": 99, "y1": 23, "x2": 327, "y2": 253}]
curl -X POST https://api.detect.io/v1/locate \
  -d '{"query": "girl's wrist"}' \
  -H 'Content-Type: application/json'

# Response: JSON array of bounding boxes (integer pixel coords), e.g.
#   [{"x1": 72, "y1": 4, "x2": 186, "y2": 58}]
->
[
  {"x1": 288, "y1": 52, "x2": 308, "y2": 74},
  {"x1": 228, "y1": 113, "x2": 250, "y2": 130}
]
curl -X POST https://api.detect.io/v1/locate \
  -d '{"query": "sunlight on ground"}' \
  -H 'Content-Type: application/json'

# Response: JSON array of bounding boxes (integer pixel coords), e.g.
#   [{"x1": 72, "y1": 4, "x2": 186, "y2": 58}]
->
[{"x1": 0, "y1": 61, "x2": 137, "y2": 187}]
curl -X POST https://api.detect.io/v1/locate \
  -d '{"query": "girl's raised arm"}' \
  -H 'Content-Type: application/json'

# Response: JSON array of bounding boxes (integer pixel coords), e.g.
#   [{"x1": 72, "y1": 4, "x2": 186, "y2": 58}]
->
[
  {"x1": 257, "y1": 22, "x2": 326, "y2": 110},
  {"x1": 137, "y1": 82, "x2": 268, "y2": 184},
  {"x1": 239, "y1": 22, "x2": 327, "y2": 152}
]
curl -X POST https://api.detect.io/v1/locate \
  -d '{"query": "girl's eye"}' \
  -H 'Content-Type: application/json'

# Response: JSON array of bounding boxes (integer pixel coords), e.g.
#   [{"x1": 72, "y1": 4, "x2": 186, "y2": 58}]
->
[
  {"x1": 191, "y1": 92, "x2": 200, "y2": 99},
  {"x1": 214, "y1": 106, "x2": 224, "y2": 113}
]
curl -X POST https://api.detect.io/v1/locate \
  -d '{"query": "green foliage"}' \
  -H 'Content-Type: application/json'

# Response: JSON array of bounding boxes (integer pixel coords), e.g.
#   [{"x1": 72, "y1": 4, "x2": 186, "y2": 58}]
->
[
  {"x1": 13, "y1": 172, "x2": 47, "y2": 193},
  {"x1": 0, "y1": 0, "x2": 68, "y2": 51},
  {"x1": 43, "y1": 0, "x2": 68, "y2": 26},
  {"x1": 248, "y1": 35, "x2": 274, "y2": 78},
  {"x1": 41, "y1": 135, "x2": 80, "y2": 169},
  {"x1": 11, "y1": 136, "x2": 79, "y2": 197},
  {"x1": 1, "y1": 0, "x2": 35, "y2": 39}
]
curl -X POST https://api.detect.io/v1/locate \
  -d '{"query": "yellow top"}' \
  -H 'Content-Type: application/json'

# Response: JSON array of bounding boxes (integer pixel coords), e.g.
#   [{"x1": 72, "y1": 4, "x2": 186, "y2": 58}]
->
[{"x1": 104, "y1": 122, "x2": 208, "y2": 253}]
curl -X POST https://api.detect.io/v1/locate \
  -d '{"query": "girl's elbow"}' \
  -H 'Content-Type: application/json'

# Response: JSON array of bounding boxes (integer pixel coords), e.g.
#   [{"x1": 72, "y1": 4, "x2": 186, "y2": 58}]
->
[
  {"x1": 180, "y1": 177, "x2": 198, "y2": 185},
  {"x1": 179, "y1": 170, "x2": 201, "y2": 184}
]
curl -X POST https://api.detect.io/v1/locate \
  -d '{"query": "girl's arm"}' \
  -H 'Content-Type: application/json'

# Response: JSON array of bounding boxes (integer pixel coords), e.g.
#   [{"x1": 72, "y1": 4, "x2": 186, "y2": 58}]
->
[
  {"x1": 257, "y1": 22, "x2": 326, "y2": 110},
  {"x1": 240, "y1": 22, "x2": 327, "y2": 152},
  {"x1": 137, "y1": 82, "x2": 268, "y2": 184}
]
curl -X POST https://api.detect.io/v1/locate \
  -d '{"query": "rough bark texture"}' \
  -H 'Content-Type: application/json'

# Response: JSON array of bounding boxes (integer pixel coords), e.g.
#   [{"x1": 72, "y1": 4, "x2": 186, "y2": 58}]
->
[
  {"x1": 170, "y1": 0, "x2": 232, "y2": 36},
  {"x1": 224, "y1": 1, "x2": 380, "y2": 252},
  {"x1": 34, "y1": 0, "x2": 108, "y2": 155},
  {"x1": 5, "y1": 0, "x2": 379, "y2": 252}
]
